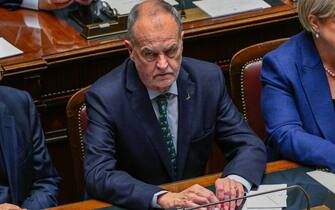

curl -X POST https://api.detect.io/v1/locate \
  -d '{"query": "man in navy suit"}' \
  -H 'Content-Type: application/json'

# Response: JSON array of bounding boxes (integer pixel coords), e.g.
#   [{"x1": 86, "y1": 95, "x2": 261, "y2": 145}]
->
[
  {"x1": 84, "y1": 1, "x2": 266, "y2": 209},
  {"x1": 0, "y1": 86, "x2": 60, "y2": 210}
]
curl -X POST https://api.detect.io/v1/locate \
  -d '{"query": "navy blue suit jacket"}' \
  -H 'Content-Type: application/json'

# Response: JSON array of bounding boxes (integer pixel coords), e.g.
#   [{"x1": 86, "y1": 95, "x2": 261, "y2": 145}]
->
[
  {"x1": 261, "y1": 31, "x2": 335, "y2": 171},
  {"x1": 0, "y1": 86, "x2": 60, "y2": 209},
  {"x1": 84, "y1": 57, "x2": 266, "y2": 210}
]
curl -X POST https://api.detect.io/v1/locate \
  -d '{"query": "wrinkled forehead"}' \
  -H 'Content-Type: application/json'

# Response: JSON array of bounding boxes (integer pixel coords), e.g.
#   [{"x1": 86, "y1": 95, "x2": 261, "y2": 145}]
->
[
  {"x1": 132, "y1": 12, "x2": 180, "y2": 46},
  {"x1": 134, "y1": 34, "x2": 180, "y2": 49}
]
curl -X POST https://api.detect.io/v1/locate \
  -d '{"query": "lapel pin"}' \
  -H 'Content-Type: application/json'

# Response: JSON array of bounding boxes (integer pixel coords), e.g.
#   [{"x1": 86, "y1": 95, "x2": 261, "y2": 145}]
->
[{"x1": 185, "y1": 92, "x2": 191, "y2": 100}]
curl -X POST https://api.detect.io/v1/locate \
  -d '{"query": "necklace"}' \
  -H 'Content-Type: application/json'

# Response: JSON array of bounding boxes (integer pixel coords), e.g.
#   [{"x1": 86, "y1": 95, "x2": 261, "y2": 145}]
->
[{"x1": 324, "y1": 66, "x2": 335, "y2": 77}]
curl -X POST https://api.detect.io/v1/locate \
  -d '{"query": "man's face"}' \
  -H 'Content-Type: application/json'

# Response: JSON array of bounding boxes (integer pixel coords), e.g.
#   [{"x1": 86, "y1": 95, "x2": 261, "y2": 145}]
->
[{"x1": 125, "y1": 13, "x2": 183, "y2": 93}]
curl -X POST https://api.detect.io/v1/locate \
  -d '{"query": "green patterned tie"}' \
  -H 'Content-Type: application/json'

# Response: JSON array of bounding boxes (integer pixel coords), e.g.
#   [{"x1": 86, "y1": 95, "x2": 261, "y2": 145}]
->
[{"x1": 156, "y1": 94, "x2": 177, "y2": 174}]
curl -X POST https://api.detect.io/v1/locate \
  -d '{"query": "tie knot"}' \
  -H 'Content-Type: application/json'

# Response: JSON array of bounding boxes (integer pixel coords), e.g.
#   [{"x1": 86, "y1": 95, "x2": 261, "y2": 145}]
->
[
  {"x1": 156, "y1": 93, "x2": 171, "y2": 116},
  {"x1": 156, "y1": 93, "x2": 170, "y2": 106}
]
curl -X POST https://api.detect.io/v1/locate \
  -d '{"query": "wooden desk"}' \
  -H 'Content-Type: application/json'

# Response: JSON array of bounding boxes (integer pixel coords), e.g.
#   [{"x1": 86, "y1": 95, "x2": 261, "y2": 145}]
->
[
  {"x1": 47, "y1": 160, "x2": 299, "y2": 210},
  {"x1": 0, "y1": 0, "x2": 302, "y2": 203}
]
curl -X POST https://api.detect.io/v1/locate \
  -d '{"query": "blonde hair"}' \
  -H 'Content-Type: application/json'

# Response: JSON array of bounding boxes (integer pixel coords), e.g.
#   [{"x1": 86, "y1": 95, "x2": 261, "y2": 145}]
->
[{"x1": 298, "y1": 0, "x2": 335, "y2": 33}]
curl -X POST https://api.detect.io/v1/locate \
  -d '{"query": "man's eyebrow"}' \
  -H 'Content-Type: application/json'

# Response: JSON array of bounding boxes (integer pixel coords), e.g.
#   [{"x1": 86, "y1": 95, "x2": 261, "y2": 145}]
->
[
  {"x1": 139, "y1": 42, "x2": 178, "y2": 52},
  {"x1": 140, "y1": 47, "x2": 155, "y2": 52},
  {"x1": 164, "y1": 43, "x2": 178, "y2": 50}
]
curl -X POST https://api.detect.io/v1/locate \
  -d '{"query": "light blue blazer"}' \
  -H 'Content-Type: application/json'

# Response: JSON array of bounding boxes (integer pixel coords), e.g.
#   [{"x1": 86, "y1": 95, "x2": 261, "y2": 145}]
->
[{"x1": 261, "y1": 31, "x2": 335, "y2": 171}]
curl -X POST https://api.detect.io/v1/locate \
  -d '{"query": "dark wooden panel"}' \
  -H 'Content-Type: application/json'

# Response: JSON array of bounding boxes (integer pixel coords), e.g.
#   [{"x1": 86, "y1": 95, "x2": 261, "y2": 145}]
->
[{"x1": 47, "y1": 139, "x2": 77, "y2": 204}]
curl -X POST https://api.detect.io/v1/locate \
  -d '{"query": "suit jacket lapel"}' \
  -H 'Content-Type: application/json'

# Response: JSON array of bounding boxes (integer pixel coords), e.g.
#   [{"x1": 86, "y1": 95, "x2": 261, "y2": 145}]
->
[
  {"x1": 125, "y1": 61, "x2": 175, "y2": 179},
  {"x1": 298, "y1": 33, "x2": 335, "y2": 142},
  {"x1": 0, "y1": 103, "x2": 19, "y2": 203},
  {"x1": 176, "y1": 67, "x2": 196, "y2": 179}
]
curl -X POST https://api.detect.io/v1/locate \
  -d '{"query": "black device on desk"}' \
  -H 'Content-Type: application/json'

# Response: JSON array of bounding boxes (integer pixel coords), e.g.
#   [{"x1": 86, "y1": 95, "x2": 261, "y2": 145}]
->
[
  {"x1": 70, "y1": 0, "x2": 195, "y2": 39},
  {"x1": 70, "y1": 0, "x2": 127, "y2": 39}
]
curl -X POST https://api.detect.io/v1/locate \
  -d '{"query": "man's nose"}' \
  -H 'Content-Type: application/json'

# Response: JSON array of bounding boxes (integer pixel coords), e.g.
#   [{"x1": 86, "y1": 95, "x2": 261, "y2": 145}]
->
[{"x1": 156, "y1": 54, "x2": 168, "y2": 69}]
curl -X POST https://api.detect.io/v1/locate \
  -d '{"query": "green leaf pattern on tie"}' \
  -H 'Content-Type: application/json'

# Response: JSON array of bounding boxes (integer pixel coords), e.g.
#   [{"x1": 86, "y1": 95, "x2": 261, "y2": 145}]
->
[{"x1": 156, "y1": 94, "x2": 177, "y2": 174}]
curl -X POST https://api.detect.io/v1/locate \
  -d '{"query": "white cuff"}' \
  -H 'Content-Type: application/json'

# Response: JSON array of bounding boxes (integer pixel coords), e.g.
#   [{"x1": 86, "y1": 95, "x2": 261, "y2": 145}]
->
[
  {"x1": 227, "y1": 174, "x2": 252, "y2": 192},
  {"x1": 151, "y1": 190, "x2": 168, "y2": 208}
]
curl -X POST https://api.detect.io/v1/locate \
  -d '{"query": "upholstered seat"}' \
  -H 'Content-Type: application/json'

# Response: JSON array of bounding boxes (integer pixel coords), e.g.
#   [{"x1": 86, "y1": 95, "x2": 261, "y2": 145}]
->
[
  {"x1": 66, "y1": 86, "x2": 90, "y2": 200},
  {"x1": 229, "y1": 38, "x2": 288, "y2": 140}
]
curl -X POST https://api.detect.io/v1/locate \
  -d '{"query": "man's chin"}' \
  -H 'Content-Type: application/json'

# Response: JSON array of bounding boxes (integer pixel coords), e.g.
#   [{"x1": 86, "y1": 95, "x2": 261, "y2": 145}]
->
[
  {"x1": 155, "y1": 74, "x2": 175, "y2": 80},
  {"x1": 153, "y1": 83, "x2": 174, "y2": 93}
]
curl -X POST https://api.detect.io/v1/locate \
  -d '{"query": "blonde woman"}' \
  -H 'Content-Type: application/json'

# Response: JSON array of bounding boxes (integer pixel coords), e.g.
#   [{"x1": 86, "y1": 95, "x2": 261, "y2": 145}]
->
[{"x1": 261, "y1": 0, "x2": 335, "y2": 170}]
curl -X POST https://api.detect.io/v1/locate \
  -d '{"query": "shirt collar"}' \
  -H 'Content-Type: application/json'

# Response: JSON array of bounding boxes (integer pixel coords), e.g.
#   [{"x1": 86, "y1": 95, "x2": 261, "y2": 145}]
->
[{"x1": 147, "y1": 81, "x2": 178, "y2": 100}]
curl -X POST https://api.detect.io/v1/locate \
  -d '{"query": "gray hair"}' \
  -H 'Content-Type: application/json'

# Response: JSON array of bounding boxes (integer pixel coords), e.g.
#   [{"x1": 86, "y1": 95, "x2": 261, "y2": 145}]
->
[
  {"x1": 298, "y1": 0, "x2": 335, "y2": 33},
  {"x1": 127, "y1": 0, "x2": 183, "y2": 44}
]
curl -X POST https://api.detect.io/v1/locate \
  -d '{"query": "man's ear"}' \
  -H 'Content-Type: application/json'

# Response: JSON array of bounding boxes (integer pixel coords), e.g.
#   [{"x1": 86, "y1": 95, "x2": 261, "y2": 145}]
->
[
  {"x1": 181, "y1": 31, "x2": 184, "y2": 40},
  {"x1": 179, "y1": 31, "x2": 184, "y2": 53},
  {"x1": 124, "y1": 40, "x2": 133, "y2": 56}
]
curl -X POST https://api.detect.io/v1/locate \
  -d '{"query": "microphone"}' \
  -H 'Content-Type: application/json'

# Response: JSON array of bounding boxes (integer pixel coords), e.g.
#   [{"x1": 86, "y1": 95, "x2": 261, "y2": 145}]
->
[{"x1": 165, "y1": 185, "x2": 311, "y2": 210}]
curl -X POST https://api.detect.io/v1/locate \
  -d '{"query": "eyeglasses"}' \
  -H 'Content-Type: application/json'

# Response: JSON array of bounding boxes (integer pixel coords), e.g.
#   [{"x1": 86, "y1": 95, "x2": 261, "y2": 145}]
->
[{"x1": 134, "y1": 41, "x2": 182, "y2": 62}]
